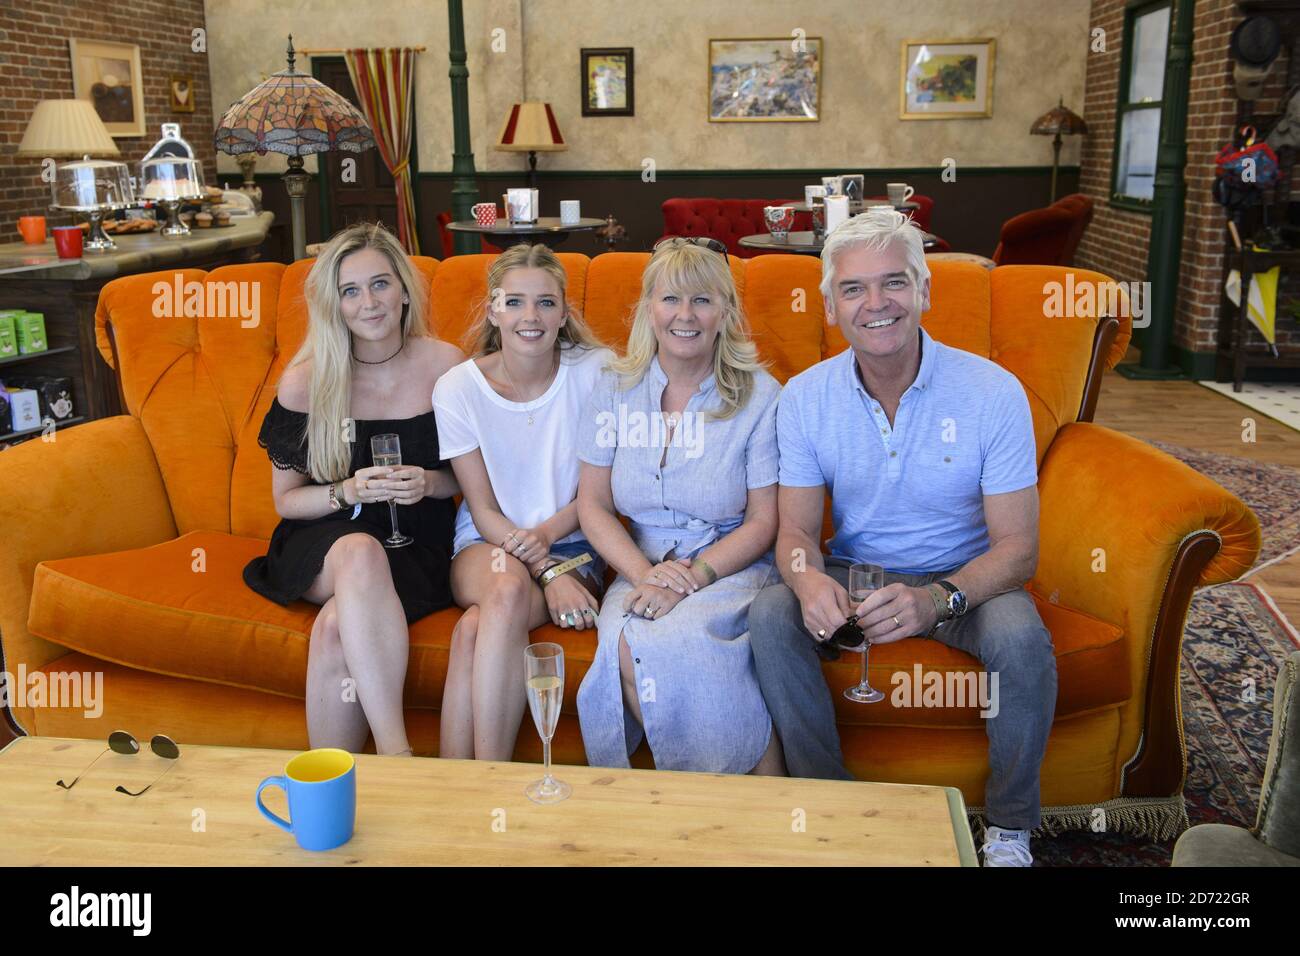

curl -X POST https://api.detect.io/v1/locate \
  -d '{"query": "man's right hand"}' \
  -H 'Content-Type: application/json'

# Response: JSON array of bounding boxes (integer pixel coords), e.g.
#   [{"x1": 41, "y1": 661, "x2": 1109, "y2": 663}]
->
[{"x1": 793, "y1": 570, "x2": 855, "y2": 642}]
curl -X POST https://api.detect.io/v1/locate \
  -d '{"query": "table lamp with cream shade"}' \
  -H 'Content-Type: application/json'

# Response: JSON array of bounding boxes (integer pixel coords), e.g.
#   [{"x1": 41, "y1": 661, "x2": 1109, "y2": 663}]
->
[
  {"x1": 17, "y1": 99, "x2": 129, "y2": 251},
  {"x1": 214, "y1": 35, "x2": 376, "y2": 261},
  {"x1": 494, "y1": 101, "x2": 566, "y2": 189},
  {"x1": 1031, "y1": 97, "x2": 1089, "y2": 202}
]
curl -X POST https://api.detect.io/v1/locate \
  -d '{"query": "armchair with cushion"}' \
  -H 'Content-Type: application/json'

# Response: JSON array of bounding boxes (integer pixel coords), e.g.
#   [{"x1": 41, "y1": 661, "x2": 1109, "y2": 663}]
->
[
  {"x1": 992, "y1": 193, "x2": 1094, "y2": 266},
  {"x1": 0, "y1": 253, "x2": 1258, "y2": 838}
]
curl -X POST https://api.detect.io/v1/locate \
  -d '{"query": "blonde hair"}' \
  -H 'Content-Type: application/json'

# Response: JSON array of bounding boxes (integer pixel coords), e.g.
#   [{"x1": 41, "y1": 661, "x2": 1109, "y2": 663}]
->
[
  {"x1": 466, "y1": 244, "x2": 604, "y2": 356},
  {"x1": 610, "y1": 241, "x2": 765, "y2": 419},
  {"x1": 286, "y1": 221, "x2": 431, "y2": 483}
]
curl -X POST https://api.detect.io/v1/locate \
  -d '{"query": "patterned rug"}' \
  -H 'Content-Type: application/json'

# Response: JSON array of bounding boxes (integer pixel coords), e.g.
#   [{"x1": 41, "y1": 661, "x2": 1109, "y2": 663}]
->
[{"x1": 1032, "y1": 442, "x2": 1300, "y2": 866}]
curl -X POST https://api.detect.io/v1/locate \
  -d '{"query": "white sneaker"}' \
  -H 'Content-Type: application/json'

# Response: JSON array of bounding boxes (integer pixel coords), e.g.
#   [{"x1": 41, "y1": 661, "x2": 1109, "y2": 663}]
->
[{"x1": 981, "y1": 826, "x2": 1032, "y2": 867}]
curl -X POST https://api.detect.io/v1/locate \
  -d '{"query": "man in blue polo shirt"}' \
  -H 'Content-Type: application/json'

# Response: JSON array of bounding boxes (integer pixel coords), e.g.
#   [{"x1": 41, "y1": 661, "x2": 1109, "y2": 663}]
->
[{"x1": 749, "y1": 208, "x2": 1056, "y2": 867}]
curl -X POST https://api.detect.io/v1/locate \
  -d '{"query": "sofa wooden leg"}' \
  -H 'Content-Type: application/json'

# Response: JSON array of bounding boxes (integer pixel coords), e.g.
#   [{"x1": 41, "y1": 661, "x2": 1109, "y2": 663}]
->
[{"x1": 1121, "y1": 531, "x2": 1224, "y2": 798}]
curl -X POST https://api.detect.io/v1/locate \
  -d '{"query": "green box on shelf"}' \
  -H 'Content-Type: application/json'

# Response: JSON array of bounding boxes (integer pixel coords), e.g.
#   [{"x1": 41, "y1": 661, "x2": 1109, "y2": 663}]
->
[
  {"x1": 15, "y1": 312, "x2": 46, "y2": 354},
  {"x1": 0, "y1": 314, "x2": 16, "y2": 359}
]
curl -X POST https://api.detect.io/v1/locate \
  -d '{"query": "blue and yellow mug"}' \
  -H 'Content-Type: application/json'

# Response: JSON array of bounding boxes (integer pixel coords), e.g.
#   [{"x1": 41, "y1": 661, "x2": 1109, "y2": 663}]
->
[{"x1": 255, "y1": 748, "x2": 356, "y2": 851}]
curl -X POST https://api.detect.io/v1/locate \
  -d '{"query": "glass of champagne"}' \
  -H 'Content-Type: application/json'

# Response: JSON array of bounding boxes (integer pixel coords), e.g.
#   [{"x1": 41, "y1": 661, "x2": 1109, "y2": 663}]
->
[
  {"x1": 845, "y1": 563, "x2": 885, "y2": 703},
  {"x1": 369, "y1": 433, "x2": 412, "y2": 549},
  {"x1": 524, "y1": 642, "x2": 570, "y2": 804}
]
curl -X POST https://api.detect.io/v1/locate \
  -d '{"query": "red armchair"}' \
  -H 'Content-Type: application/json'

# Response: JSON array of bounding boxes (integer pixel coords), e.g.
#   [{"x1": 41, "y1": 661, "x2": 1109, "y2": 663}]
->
[
  {"x1": 659, "y1": 198, "x2": 811, "y2": 257},
  {"x1": 992, "y1": 193, "x2": 1094, "y2": 266},
  {"x1": 436, "y1": 212, "x2": 502, "y2": 258}
]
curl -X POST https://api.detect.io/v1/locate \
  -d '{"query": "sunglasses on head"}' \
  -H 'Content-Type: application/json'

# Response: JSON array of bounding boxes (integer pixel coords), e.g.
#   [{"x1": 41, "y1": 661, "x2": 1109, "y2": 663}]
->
[{"x1": 652, "y1": 236, "x2": 730, "y2": 261}]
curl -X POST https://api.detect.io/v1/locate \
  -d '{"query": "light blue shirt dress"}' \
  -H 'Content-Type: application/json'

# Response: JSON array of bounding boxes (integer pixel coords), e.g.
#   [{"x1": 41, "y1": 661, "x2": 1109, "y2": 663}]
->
[{"x1": 576, "y1": 355, "x2": 781, "y2": 773}]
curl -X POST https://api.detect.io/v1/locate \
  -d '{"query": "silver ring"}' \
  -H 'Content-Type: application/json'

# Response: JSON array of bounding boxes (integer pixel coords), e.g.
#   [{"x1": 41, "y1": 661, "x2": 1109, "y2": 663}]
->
[
  {"x1": 582, "y1": 608, "x2": 595, "y2": 617},
  {"x1": 892, "y1": 615, "x2": 901, "y2": 628},
  {"x1": 817, "y1": 628, "x2": 827, "y2": 639},
  {"x1": 563, "y1": 612, "x2": 575, "y2": 626},
  {"x1": 644, "y1": 606, "x2": 657, "y2": 617}
]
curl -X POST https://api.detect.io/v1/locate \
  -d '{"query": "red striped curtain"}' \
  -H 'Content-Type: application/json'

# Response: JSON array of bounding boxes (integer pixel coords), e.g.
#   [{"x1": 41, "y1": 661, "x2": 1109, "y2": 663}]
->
[{"x1": 344, "y1": 48, "x2": 420, "y2": 254}]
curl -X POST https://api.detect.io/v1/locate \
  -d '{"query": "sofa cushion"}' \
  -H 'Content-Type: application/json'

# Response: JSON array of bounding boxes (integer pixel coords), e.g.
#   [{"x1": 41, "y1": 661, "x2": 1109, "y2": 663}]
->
[{"x1": 29, "y1": 531, "x2": 1126, "y2": 729}]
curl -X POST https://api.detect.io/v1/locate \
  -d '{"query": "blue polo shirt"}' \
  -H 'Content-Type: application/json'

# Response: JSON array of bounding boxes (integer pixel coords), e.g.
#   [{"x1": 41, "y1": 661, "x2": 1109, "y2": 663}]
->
[{"x1": 777, "y1": 327, "x2": 1038, "y2": 574}]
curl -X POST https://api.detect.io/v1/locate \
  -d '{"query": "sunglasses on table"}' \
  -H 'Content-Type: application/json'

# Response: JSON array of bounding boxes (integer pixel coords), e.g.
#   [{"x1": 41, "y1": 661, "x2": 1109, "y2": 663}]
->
[
  {"x1": 652, "y1": 236, "x2": 730, "y2": 261},
  {"x1": 55, "y1": 730, "x2": 181, "y2": 796}
]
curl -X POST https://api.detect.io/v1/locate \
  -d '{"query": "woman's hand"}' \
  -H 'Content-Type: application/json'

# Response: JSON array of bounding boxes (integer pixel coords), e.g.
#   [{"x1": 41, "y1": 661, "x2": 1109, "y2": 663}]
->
[
  {"x1": 638, "y1": 558, "x2": 697, "y2": 596},
  {"x1": 502, "y1": 527, "x2": 551, "y2": 567},
  {"x1": 543, "y1": 573, "x2": 600, "y2": 631},
  {"x1": 623, "y1": 583, "x2": 686, "y2": 621},
  {"x1": 384, "y1": 467, "x2": 428, "y2": 506},
  {"x1": 346, "y1": 465, "x2": 396, "y2": 504}
]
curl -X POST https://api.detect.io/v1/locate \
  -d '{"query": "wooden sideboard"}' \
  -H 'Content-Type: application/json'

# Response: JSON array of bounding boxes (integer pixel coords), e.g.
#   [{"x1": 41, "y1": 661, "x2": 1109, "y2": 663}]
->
[{"x1": 0, "y1": 213, "x2": 274, "y2": 444}]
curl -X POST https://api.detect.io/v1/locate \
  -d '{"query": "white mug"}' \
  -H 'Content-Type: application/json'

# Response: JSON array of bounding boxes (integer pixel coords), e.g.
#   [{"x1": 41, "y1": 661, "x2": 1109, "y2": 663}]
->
[
  {"x1": 559, "y1": 199, "x2": 581, "y2": 224},
  {"x1": 887, "y1": 182, "x2": 915, "y2": 206}
]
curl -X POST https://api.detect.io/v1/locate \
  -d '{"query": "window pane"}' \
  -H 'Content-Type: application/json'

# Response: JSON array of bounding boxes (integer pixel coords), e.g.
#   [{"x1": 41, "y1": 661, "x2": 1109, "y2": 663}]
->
[
  {"x1": 1129, "y1": 5, "x2": 1170, "y2": 103},
  {"x1": 1117, "y1": 108, "x2": 1161, "y2": 200}
]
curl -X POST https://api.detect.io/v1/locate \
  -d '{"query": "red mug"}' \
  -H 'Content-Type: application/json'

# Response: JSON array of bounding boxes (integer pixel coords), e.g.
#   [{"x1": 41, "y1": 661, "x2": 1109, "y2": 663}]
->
[
  {"x1": 53, "y1": 225, "x2": 83, "y2": 259},
  {"x1": 17, "y1": 216, "x2": 46, "y2": 244}
]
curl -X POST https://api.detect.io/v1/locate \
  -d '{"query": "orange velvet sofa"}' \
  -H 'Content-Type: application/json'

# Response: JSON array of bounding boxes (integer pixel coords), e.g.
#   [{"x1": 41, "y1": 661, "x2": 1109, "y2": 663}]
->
[{"x1": 0, "y1": 253, "x2": 1259, "y2": 836}]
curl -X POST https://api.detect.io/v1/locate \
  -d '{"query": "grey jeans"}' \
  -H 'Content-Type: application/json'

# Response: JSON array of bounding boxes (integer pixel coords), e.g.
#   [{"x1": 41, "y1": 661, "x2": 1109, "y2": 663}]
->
[{"x1": 748, "y1": 560, "x2": 1057, "y2": 830}]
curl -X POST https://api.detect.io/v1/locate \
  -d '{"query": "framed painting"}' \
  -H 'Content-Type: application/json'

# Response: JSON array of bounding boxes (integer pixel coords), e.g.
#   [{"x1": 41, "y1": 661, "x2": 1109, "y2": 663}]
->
[
  {"x1": 709, "y1": 37, "x2": 821, "y2": 122},
  {"x1": 900, "y1": 38, "x2": 995, "y2": 120},
  {"x1": 581, "y1": 48, "x2": 634, "y2": 116},
  {"x1": 68, "y1": 38, "x2": 145, "y2": 137},
  {"x1": 170, "y1": 75, "x2": 195, "y2": 113}
]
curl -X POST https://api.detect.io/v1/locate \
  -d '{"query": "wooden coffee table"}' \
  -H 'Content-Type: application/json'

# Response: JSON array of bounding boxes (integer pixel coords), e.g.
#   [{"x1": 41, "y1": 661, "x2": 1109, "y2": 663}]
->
[{"x1": 0, "y1": 736, "x2": 976, "y2": 866}]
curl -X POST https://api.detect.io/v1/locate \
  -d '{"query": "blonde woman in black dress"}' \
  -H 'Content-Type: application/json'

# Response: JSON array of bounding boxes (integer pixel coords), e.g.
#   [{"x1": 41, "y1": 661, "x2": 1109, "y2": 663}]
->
[{"x1": 244, "y1": 222, "x2": 465, "y2": 756}]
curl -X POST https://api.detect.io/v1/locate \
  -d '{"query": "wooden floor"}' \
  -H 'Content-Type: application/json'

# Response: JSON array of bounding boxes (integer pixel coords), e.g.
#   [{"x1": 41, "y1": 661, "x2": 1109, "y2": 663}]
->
[{"x1": 1093, "y1": 359, "x2": 1300, "y2": 628}]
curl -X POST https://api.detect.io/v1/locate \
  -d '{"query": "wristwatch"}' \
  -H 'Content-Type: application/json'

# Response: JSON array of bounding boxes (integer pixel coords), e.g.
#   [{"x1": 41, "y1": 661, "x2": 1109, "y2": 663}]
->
[{"x1": 935, "y1": 580, "x2": 968, "y2": 620}]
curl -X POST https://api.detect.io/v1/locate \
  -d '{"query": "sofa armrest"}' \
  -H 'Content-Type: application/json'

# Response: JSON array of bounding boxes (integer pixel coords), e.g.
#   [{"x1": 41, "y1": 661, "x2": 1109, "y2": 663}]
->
[
  {"x1": 0, "y1": 416, "x2": 177, "y2": 684},
  {"x1": 1035, "y1": 423, "x2": 1260, "y2": 797}
]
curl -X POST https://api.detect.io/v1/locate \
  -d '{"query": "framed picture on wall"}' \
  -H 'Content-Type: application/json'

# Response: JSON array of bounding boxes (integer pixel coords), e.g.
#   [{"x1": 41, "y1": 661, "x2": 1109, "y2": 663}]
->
[
  {"x1": 68, "y1": 38, "x2": 145, "y2": 137},
  {"x1": 900, "y1": 38, "x2": 995, "y2": 120},
  {"x1": 581, "y1": 48, "x2": 634, "y2": 116},
  {"x1": 708, "y1": 37, "x2": 821, "y2": 122},
  {"x1": 169, "y1": 75, "x2": 195, "y2": 113}
]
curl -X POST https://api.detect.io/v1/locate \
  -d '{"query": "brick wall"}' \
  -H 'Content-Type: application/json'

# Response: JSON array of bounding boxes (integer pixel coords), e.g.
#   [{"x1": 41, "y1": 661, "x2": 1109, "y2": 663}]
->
[
  {"x1": 1076, "y1": 0, "x2": 1291, "y2": 366},
  {"x1": 0, "y1": 0, "x2": 215, "y2": 234}
]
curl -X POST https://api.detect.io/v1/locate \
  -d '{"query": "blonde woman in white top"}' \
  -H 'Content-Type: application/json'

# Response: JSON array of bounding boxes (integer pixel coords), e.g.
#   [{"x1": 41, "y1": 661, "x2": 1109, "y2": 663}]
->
[{"x1": 434, "y1": 244, "x2": 613, "y2": 761}]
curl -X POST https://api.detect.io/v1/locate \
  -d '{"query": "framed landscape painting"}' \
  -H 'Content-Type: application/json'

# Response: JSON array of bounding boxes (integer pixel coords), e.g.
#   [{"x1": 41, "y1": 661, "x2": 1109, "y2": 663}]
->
[
  {"x1": 581, "y1": 48, "x2": 634, "y2": 116},
  {"x1": 68, "y1": 38, "x2": 145, "y2": 137},
  {"x1": 900, "y1": 38, "x2": 994, "y2": 120},
  {"x1": 709, "y1": 37, "x2": 821, "y2": 122}
]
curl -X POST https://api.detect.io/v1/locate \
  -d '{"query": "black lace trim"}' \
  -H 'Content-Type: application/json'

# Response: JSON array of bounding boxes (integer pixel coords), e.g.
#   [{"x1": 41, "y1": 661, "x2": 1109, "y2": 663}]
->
[{"x1": 257, "y1": 399, "x2": 311, "y2": 476}]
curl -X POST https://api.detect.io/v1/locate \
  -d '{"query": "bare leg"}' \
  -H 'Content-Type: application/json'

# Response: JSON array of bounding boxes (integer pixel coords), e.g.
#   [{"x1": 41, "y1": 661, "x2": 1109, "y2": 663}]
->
[
  {"x1": 304, "y1": 533, "x2": 412, "y2": 756},
  {"x1": 305, "y1": 596, "x2": 370, "y2": 752},
  {"x1": 451, "y1": 544, "x2": 550, "y2": 761},
  {"x1": 439, "y1": 605, "x2": 480, "y2": 759}
]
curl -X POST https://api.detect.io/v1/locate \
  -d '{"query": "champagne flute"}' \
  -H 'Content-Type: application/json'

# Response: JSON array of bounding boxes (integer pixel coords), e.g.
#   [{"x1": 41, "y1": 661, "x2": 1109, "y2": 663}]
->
[
  {"x1": 369, "y1": 433, "x2": 412, "y2": 549},
  {"x1": 524, "y1": 642, "x2": 570, "y2": 804},
  {"x1": 844, "y1": 563, "x2": 885, "y2": 703}
]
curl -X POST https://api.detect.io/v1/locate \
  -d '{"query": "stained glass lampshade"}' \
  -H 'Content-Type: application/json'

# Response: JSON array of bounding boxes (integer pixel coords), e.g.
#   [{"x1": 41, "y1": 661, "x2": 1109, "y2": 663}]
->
[
  {"x1": 213, "y1": 35, "x2": 375, "y2": 260},
  {"x1": 1031, "y1": 97, "x2": 1089, "y2": 202}
]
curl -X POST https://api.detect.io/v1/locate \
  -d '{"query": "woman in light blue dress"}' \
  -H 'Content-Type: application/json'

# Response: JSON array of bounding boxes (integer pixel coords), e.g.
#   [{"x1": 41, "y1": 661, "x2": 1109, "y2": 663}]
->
[{"x1": 576, "y1": 237, "x2": 786, "y2": 774}]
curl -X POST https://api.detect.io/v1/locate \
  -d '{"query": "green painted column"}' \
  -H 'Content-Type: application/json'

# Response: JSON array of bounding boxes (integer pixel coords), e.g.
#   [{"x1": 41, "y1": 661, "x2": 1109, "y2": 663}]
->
[
  {"x1": 1120, "y1": 0, "x2": 1194, "y2": 380},
  {"x1": 447, "y1": 0, "x2": 480, "y2": 256}
]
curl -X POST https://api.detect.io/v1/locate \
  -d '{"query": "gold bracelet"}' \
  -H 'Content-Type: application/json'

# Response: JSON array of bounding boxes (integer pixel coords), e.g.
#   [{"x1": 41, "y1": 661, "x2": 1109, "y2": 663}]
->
[
  {"x1": 538, "y1": 552, "x2": 594, "y2": 588},
  {"x1": 691, "y1": 558, "x2": 718, "y2": 586}
]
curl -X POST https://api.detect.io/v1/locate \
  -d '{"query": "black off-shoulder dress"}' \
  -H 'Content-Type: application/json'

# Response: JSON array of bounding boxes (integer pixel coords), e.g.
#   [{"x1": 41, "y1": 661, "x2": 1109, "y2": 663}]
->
[{"x1": 242, "y1": 397, "x2": 457, "y2": 624}]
